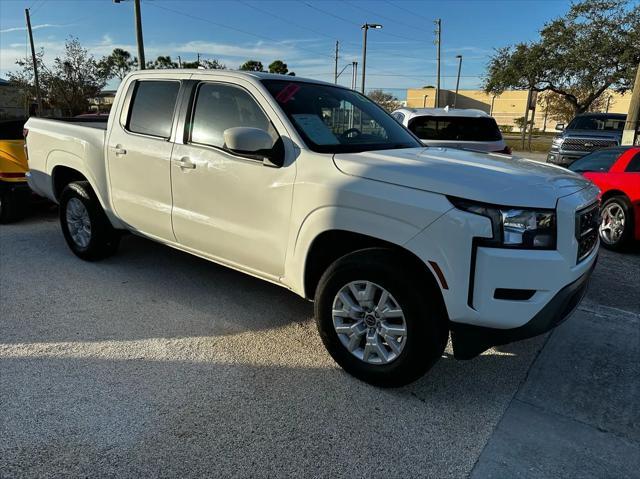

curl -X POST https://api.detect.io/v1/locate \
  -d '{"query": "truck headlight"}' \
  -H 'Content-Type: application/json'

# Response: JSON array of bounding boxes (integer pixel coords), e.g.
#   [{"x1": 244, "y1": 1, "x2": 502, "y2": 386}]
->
[
  {"x1": 448, "y1": 197, "x2": 556, "y2": 249},
  {"x1": 551, "y1": 137, "x2": 563, "y2": 149}
]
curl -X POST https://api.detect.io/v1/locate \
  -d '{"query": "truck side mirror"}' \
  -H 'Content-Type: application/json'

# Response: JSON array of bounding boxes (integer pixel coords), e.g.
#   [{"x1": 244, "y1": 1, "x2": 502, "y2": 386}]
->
[
  {"x1": 223, "y1": 127, "x2": 284, "y2": 168},
  {"x1": 555, "y1": 123, "x2": 565, "y2": 131}
]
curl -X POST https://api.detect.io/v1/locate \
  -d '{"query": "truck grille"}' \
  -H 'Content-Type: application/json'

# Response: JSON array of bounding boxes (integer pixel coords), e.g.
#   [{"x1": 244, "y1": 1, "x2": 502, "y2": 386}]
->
[
  {"x1": 562, "y1": 138, "x2": 617, "y2": 152},
  {"x1": 575, "y1": 202, "x2": 599, "y2": 263}
]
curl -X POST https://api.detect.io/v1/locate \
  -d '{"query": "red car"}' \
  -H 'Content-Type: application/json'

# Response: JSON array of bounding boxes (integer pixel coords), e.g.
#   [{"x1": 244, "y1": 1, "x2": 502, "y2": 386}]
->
[{"x1": 569, "y1": 146, "x2": 640, "y2": 250}]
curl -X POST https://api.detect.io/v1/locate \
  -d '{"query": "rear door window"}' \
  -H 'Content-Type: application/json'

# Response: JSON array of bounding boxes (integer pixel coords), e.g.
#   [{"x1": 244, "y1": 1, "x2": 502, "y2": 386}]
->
[
  {"x1": 126, "y1": 81, "x2": 180, "y2": 138},
  {"x1": 408, "y1": 116, "x2": 502, "y2": 141},
  {"x1": 625, "y1": 152, "x2": 640, "y2": 172},
  {"x1": 568, "y1": 149, "x2": 621, "y2": 173}
]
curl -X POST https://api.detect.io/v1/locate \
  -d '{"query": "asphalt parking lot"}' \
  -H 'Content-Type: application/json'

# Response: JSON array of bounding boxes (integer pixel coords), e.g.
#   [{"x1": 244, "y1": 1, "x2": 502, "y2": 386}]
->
[{"x1": 1, "y1": 206, "x2": 639, "y2": 478}]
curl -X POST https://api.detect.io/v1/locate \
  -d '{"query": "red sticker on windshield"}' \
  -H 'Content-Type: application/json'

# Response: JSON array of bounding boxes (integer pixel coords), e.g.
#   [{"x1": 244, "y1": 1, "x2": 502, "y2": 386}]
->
[{"x1": 275, "y1": 83, "x2": 301, "y2": 104}]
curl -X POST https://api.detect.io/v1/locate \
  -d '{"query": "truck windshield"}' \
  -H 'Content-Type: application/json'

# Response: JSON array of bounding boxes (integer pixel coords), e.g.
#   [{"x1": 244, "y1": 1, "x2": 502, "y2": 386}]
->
[
  {"x1": 567, "y1": 115, "x2": 626, "y2": 131},
  {"x1": 262, "y1": 80, "x2": 421, "y2": 153},
  {"x1": 408, "y1": 116, "x2": 502, "y2": 142}
]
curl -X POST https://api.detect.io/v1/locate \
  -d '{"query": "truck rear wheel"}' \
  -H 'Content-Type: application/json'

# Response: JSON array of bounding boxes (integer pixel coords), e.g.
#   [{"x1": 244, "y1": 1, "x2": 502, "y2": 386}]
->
[
  {"x1": 59, "y1": 181, "x2": 120, "y2": 261},
  {"x1": 314, "y1": 248, "x2": 448, "y2": 387}
]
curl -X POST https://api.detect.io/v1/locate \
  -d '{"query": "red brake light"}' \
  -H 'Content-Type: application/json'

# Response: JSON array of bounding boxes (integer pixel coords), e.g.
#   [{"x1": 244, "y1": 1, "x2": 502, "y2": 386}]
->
[{"x1": 494, "y1": 146, "x2": 512, "y2": 155}]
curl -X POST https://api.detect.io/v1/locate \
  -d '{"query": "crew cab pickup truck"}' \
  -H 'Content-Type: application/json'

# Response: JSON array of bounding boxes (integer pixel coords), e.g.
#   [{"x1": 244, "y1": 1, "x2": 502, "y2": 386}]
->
[
  {"x1": 547, "y1": 113, "x2": 626, "y2": 167},
  {"x1": 25, "y1": 70, "x2": 599, "y2": 386}
]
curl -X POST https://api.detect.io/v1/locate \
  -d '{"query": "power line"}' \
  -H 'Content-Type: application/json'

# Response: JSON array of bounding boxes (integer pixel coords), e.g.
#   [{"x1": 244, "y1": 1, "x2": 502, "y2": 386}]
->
[
  {"x1": 148, "y1": 2, "x2": 433, "y2": 84},
  {"x1": 383, "y1": 0, "x2": 434, "y2": 22},
  {"x1": 302, "y1": 1, "x2": 425, "y2": 44},
  {"x1": 148, "y1": 2, "x2": 336, "y2": 60},
  {"x1": 342, "y1": 0, "x2": 428, "y2": 33}
]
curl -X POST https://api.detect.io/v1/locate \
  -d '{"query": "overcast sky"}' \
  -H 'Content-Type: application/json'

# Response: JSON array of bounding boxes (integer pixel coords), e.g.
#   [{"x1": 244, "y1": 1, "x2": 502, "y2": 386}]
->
[{"x1": 0, "y1": 0, "x2": 570, "y2": 99}]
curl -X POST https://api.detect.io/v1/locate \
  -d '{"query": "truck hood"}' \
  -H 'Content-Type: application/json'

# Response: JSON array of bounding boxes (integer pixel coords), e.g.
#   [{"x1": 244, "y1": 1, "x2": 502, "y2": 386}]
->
[
  {"x1": 561, "y1": 129, "x2": 622, "y2": 140},
  {"x1": 333, "y1": 147, "x2": 591, "y2": 209}
]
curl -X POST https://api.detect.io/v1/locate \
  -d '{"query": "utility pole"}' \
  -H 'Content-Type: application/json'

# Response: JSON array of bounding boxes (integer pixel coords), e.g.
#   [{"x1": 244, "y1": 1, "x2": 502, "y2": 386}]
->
[
  {"x1": 622, "y1": 61, "x2": 640, "y2": 145},
  {"x1": 197, "y1": 53, "x2": 200, "y2": 68},
  {"x1": 24, "y1": 8, "x2": 42, "y2": 115},
  {"x1": 115, "y1": 0, "x2": 145, "y2": 69},
  {"x1": 351, "y1": 61, "x2": 358, "y2": 90},
  {"x1": 454, "y1": 54, "x2": 462, "y2": 108},
  {"x1": 434, "y1": 19, "x2": 441, "y2": 108},
  {"x1": 177, "y1": 55, "x2": 182, "y2": 68},
  {"x1": 334, "y1": 41, "x2": 339, "y2": 84},
  {"x1": 133, "y1": 0, "x2": 145, "y2": 69},
  {"x1": 605, "y1": 95, "x2": 612, "y2": 113}
]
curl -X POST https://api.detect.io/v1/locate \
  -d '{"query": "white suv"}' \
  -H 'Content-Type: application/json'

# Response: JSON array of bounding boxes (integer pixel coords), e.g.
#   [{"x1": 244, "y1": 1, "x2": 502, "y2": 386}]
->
[{"x1": 392, "y1": 107, "x2": 511, "y2": 154}]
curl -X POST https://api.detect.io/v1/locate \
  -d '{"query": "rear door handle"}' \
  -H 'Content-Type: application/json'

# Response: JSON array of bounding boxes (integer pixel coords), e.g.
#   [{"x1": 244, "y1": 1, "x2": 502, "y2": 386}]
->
[
  {"x1": 177, "y1": 157, "x2": 196, "y2": 170},
  {"x1": 110, "y1": 145, "x2": 127, "y2": 156}
]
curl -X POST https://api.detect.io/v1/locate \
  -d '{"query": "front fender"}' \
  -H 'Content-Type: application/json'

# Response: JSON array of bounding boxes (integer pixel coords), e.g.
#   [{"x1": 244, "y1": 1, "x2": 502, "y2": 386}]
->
[{"x1": 284, "y1": 206, "x2": 424, "y2": 297}]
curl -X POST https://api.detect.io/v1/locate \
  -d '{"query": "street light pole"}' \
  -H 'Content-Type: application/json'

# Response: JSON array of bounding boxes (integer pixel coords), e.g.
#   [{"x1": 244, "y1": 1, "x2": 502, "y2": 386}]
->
[
  {"x1": 360, "y1": 23, "x2": 382, "y2": 94},
  {"x1": 434, "y1": 19, "x2": 441, "y2": 108},
  {"x1": 454, "y1": 54, "x2": 462, "y2": 109}
]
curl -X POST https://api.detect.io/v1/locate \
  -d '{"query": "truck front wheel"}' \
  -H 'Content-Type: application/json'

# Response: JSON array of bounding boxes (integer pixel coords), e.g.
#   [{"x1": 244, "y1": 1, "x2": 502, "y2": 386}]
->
[
  {"x1": 59, "y1": 181, "x2": 120, "y2": 261},
  {"x1": 314, "y1": 248, "x2": 448, "y2": 387}
]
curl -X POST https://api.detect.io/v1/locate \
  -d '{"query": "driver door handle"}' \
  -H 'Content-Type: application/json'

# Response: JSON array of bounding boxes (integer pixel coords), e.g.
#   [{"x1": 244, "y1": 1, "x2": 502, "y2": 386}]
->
[
  {"x1": 177, "y1": 156, "x2": 196, "y2": 170},
  {"x1": 110, "y1": 145, "x2": 127, "y2": 156}
]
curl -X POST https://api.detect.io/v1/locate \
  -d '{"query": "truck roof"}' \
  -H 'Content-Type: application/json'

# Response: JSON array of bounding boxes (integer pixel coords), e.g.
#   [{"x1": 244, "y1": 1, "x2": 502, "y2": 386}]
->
[{"x1": 124, "y1": 69, "x2": 345, "y2": 88}]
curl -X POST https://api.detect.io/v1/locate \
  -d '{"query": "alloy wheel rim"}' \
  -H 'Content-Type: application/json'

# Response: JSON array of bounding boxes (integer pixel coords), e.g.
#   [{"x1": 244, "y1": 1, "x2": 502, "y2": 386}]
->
[
  {"x1": 599, "y1": 203, "x2": 625, "y2": 245},
  {"x1": 66, "y1": 198, "x2": 92, "y2": 248},
  {"x1": 332, "y1": 280, "x2": 407, "y2": 365}
]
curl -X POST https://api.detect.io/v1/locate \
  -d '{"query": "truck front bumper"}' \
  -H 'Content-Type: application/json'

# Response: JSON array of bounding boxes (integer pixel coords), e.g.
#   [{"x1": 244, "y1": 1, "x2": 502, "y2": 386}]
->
[
  {"x1": 546, "y1": 150, "x2": 586, "y2": 166},
  {"x1": 450, "y1": 258, "x2": 595, "y2": 359}
]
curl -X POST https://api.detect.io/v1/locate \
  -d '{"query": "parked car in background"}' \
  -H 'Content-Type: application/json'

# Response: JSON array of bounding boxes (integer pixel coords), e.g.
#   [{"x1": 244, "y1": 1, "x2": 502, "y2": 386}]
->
[
  {"x1": 569, "y1": 146, "x2": 640, "y2": 250},
  {"x1": 25, "y1": 70, "x2": 599, "y2": 387},
  {"x1": 391, "y1": 107, "x2": 511, "y2": 154},
  {"x1": 547, "y1": 113, "x2": 626, "y2": 167},
  {"x1": 0, "y1": 118, "x2": 30, "y2": 222}
]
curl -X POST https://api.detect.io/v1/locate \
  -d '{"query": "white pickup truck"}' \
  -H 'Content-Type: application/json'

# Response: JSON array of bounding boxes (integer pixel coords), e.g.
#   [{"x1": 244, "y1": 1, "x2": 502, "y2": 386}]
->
[{"x1": 25, "y1": 70, "x2": 599, "y2": 386}]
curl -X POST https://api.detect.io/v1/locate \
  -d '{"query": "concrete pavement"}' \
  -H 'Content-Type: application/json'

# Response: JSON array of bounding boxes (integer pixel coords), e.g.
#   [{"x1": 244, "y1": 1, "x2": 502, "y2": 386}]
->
[{"x1": 1, "y1": 207, "x2": 638, "y2": 478}]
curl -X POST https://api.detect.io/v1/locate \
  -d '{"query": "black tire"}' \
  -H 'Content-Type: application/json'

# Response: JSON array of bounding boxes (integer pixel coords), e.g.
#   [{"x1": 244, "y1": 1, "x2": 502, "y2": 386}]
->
[
  {"x1": 0, "y1": 189, "x2": 27, "y2": 224},
  {"x1": 599, "y1": 196, "x2": 634, "y2": 251},
  {"x1": 314, "y1": 248, "x2": 448, "y2": 387},
  {"x1": 59, "y1": 181, "x2": 120, "y2": 261}
]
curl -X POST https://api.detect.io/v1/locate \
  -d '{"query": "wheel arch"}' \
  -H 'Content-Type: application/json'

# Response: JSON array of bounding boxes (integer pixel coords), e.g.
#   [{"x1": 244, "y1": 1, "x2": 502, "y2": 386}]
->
[
  {"x1": 600, "y1": 189, "x2": 630, "y2": 204},
  {"x1": 301, "y1": 229, "x2": 448, "y2": 321}
]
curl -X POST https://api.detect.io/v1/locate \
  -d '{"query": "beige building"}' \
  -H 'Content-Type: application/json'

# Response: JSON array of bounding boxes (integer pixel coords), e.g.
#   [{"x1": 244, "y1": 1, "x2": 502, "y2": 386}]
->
[
  {"x1": 0, "y1": 79, "x2": 27, "y2": 119},
  {"x1": 406, "y1": 87, "x2": 632, "y2": 131}
]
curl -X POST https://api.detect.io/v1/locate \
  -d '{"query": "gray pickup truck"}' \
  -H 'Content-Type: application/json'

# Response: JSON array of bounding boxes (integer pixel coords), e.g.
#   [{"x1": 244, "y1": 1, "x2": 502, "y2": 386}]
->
[{"x1": 546, "y1": 112, "x2": 626, "y2": 167}]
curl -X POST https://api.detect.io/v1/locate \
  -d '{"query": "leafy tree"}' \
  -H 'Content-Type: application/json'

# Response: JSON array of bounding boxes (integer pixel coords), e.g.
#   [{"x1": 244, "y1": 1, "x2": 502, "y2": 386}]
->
[
  {"x1": 539, "y1": 90, "x2": 609, "y2": 124},
  {"x1": 147, "y1": 55, "x2": 178, "y2": 69},
  {"x1": 484, "y1": 0, "x2": 640, "y2": 115},
  {"x1": 239, "y1": 60, "x2": 264, "y2": 72},
  {"x1": 513, "y1": 116, "x2": 533, "y2": 131},
  {"x1": 367, "y1": 90, "x2": 402, "y2": 112},
  {"x1": 9, "y1": 37, "x2": 107, "y2": 116},
  {"x1": 268, "y1": 60, "x2": 289, "y2": 75},
  {"x1": 98, "y1": 48, "x2": 136, "y2": 80},
  {"x1": 7, "y1": 49, "x2": 45, "y2": 109},
  {"x1": 46, "y1": 37, "x2": 108, "y2": 115},
  {"x1": 200, "y1": 58, "x2": 226, "y2": 70}
]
